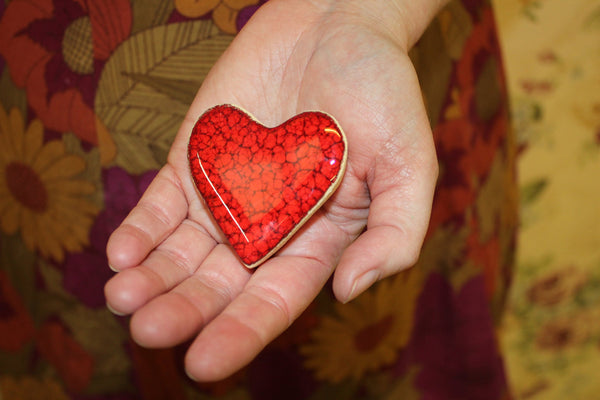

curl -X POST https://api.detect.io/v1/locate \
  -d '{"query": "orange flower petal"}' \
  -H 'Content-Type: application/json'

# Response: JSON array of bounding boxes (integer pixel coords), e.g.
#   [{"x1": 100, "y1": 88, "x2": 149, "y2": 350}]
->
[
  {"x1": 89, "y1": 0, "x2": 132, "y2": 60},
  {"x1": 26, "y1": 67, "x2": 97, "y2": 145},
  {"x1": 96, "y1": 116, "x2": 117, "y2": 166},
  {"x1": 0, "y1": 0, "x2": 53, "y2": 87},
  {"x1": 36, "y1": 322, "x2": 94, "y2": 393}
]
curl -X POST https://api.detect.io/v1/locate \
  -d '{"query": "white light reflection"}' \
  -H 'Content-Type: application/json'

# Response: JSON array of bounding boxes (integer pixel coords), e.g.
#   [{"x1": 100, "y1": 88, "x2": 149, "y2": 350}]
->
[{"x1": 196, "y1": 153, "x2": 249, "y2": 243}]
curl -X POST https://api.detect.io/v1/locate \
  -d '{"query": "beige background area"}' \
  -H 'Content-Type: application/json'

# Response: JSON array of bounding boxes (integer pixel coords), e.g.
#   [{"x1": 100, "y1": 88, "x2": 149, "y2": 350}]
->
[{"x1": 493, "y1": 0, "x2": 600, "y2": 398}]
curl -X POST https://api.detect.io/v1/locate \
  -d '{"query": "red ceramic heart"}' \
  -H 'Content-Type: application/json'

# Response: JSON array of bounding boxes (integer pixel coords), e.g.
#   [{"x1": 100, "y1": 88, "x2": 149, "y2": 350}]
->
[{"x1": 188, "y1": 104, "x2": 347, "y2": 268}]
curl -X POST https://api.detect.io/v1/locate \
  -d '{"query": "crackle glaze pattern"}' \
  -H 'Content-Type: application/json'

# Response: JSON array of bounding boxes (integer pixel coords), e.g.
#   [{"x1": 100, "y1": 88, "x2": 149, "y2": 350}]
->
[{"x1": 188, "y1": 105, "x2": 346, "y2": 267}]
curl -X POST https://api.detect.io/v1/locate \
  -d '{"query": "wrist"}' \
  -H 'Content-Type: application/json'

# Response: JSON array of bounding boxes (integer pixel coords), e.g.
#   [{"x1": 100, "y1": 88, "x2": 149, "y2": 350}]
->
[
  {"x1": 313, "y1": 0, "x2": 449, "y2": 51},
  {"x1": 262, "y1": 0, "x2": 448, "y2": 51}
]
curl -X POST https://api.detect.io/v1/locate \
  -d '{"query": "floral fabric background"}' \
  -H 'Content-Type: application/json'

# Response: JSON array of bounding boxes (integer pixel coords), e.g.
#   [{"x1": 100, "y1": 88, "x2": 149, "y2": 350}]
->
[
  {"x1": 493, "y1": 0, "x2": 600, "y2": 399},
  {"x1": 0, "y1": 0, "x2": 518, "y2": 399}
]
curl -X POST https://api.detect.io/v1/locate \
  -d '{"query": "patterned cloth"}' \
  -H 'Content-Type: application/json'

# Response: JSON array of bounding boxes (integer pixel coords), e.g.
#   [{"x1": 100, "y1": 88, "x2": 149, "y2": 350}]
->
[
  {"x1": 495, "y1": 0, "x2": 600, "y2": 398},
  {"x1": 0, "y1": 0, "x2": 517, "y2": 399}
]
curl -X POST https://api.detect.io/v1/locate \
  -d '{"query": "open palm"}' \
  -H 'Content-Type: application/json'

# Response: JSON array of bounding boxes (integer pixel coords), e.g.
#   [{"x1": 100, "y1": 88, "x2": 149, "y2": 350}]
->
[{"x1": 105, "y1": 0, "x2": 438, "y2": 381}]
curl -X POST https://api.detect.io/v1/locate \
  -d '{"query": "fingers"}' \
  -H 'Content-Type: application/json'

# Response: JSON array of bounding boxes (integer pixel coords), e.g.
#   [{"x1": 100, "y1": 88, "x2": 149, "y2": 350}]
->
[
  {"x1": 117, "y1": 211, "x2": 348, "y2": 380},
  {"x1": 184, "y1": 253, "x2": 336, "y2": 381},
  {"x1": 129, "y1": 244, "x2": 252, "y2": 347},
  {"x1": 104, "y1": 220, "x2": 217, "y2": 315},
  {"x1": 106, "y1": 164, "x2": 189, "y2": 270}
]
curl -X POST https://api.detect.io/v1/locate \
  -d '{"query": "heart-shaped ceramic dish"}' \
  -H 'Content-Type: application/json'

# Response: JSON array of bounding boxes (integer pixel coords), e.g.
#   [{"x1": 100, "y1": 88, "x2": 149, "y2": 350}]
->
[{"x1": 188, "y1": 104, "x2": 347, "y2": 268}]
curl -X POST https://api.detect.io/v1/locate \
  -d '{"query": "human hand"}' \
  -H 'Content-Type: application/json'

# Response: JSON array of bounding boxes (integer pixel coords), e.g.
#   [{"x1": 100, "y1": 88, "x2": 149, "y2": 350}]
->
[{"x1": 105, "y1": 0, "x2": 441, "y2": 381}]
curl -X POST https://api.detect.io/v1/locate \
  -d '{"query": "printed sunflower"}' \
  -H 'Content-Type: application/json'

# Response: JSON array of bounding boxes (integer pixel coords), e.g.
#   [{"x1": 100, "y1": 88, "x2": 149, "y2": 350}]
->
[
  {"x1": 174, "y1": 0, "x2": 261, "y2": 33},
  {"x1": 301, "y1": 269, "x2": 423, "y2": 383},
  {"x1": 0, "y1": 106, "x2": 99, "y2": 262}
]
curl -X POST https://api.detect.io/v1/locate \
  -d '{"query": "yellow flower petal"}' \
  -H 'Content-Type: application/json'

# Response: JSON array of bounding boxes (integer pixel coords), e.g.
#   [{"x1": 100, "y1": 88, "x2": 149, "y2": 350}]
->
[
  {"x1": 23, "y1": 119, "x2": 45, "y2": 164},
  {"x1": 0, "y1": 107, "x2": 23, "y2": 164},
  {"x1": 52, "y1": 192, "x2": 99, "y2": 216},
  {"x1": 0, "y1": 131, "x2": 15, "y2": 164},
  {"x1": 0, "y1": 107, "x2": 100, "y2": 262},
  {"x1": 300, "y1": 269, "x2": 422, "y2": 383},
  {"x1": 62, "y1": 219, "x2": 90, "y2": 252},
  {"x1": 0, "y1": 199, "x2": 21, "y2": 234},
  {"x1": 8, "y1": 108, "x2": 25, "y2": 158},
  {"x1": 59, "y1": 199, "x2": 96, "y2": 221},
  {"x1": 39, "y1": 154, "x2": 86, "y2": 181},
  {"x1": 213, "y1": 3, "x2": 239, "y2": 34},
  {"x1": 32, "y1": 212, "x2": 65, "y2": 261},
  {"x1": 51, "y1": 197, "x2": 97, "y2": 234},
  {"x1": 335, "y1": 299, "x2": 367, "y2": 324},
  {"x1": 31, "y1": 140, "x2": 66, "y2": 172},
  {"x1": 41, "y1": 210, "x2": 86, "y2": 254},
  {"x1": 0, "y1": 104, "x2": 9, "y2": 134},
  {"x1": 19, "y1": 207, "x2": 38, "y2": 252},
  {"x1": 46, "y1": 179, "x2": 96, "y2": 196},
  {"x1": 0, "y1": 106, "x2": 15, "y2": 159},
  {"x1": 175, "y1": 0, "x2": 221, "y2": 18}
]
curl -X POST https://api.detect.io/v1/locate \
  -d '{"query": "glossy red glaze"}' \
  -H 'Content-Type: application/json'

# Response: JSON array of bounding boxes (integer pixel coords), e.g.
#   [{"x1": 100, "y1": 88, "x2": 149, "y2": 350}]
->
[{"x1": 188, "y1": 105, "x2": 347, "y2": 267}]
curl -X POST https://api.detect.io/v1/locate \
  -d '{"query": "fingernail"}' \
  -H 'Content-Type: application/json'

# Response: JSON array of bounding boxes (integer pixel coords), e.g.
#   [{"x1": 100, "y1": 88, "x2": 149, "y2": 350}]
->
[
  {"x1": 106, "y1": 302, "x2": 126, "y2": 317},
  {"x1": 108, "y1": 263, "x2": 119, "y2": 272},
  {"x1": 345, "y1": 270, "x2": 380, "y2": 303},
  {"x1": 185, "y1": 368, "x2": 199, "y2": 382}
]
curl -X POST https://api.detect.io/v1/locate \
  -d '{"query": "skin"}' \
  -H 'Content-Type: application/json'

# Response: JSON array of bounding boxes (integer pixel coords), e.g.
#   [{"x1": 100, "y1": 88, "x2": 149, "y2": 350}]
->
[{"x1": 105, "y1": 0, "x2": 445, "y2": 382}]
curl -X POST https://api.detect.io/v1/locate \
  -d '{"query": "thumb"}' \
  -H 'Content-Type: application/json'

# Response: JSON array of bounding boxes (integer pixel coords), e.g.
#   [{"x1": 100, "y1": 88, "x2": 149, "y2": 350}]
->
[{"x1": 333, "y1": 132, "x2": 438, "y2": 303}]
